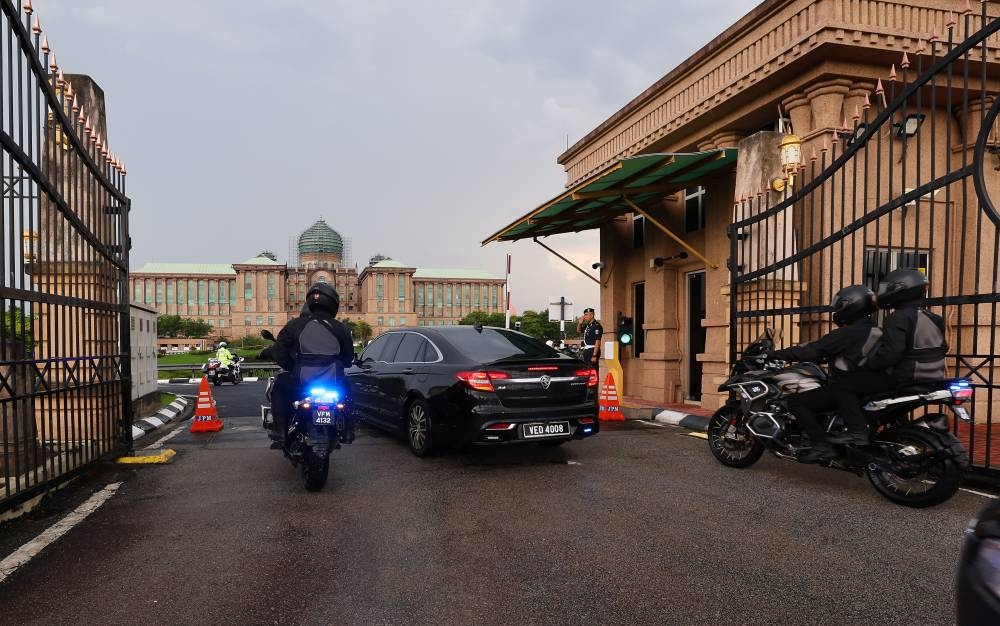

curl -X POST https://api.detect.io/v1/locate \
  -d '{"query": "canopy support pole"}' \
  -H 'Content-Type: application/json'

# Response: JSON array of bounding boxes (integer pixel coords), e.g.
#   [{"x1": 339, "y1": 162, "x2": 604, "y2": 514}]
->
[
  {"x1": 531, "y1": 237, "x2": 600, "y2": 284},
  {"x1": 621, "y1": 196, "x2": 718, "y2": 269}
]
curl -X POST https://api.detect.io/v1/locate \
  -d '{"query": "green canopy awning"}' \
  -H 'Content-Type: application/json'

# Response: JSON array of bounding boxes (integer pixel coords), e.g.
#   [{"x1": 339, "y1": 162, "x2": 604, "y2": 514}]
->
[{"x1": 483, "y1": 149, "x2": 738, "y2": 244}]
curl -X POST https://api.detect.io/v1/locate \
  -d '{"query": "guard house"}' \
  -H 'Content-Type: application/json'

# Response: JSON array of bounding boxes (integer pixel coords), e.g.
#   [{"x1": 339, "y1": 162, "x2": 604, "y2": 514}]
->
[{"x1": 484, "y1": 0, "x2": 1000, "y2": 462}]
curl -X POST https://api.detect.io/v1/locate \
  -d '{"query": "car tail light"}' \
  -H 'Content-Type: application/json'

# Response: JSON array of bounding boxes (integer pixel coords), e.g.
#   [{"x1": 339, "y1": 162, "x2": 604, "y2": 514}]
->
[
  {"x1": 579, "y1": 418, "x2": 595, "y2": 424},
  {"x1": 951, "y1": 380, "x2": 974, "y2": 404},
  {"x1": 575, "y1": 368, "x2": 599, "y2": 387},
  {"x1": 456, "y1": 371, "x2": 509, "y2": 392},
  {"x1": 486, "y1": 422, "x2": 515, "y2": 430}
]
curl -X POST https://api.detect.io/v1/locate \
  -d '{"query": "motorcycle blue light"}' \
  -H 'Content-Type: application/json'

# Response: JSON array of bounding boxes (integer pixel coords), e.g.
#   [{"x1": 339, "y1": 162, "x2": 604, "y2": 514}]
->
[{"x1": 309, "y1": 387, "x2": 326, "y2": 396}]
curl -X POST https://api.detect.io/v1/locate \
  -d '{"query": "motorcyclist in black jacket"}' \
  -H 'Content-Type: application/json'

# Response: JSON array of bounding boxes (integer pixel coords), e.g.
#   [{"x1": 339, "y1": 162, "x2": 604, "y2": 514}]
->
[
  {"x1": 771, "y1": 285, "x2": 881, "y2": 462},
  {"x1": 829, "y1": 268, "x2": 949, "y2": 445},
  {"x1": 260, "y1": 283, "x2": 355, "y2": 448}
]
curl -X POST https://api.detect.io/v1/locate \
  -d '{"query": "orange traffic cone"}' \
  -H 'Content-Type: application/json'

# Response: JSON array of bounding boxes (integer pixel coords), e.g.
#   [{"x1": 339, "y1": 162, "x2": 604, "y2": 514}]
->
[
  {"x1": 189, "y1": 376, "x2": 224, "y2": 433},
  {"x1": 598, "y1": 372, "x2": 624, "y2": 421}
]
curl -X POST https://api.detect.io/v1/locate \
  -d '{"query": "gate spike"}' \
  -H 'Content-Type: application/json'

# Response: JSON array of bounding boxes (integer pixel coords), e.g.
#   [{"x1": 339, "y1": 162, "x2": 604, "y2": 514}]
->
[
  {"x1": 24, "y1": 0, "x2": 33, "y2": 15},
  {"x1": 822, "y1": 139, "x2": 829, "y2": 153},
  {"x1": 853, "y1": 104, "x2": 861, "y2": 121},
  {"x1": 831, "y1": 129, "x2": 839, "y2": 144},
  {"x1": 56, "y1": 69, "x2": 65, "y2": 87},
  {"x1": 48, "y1": 52, "x2": 57, "y2": 72},
  {"x1": 842, "y1": 116, "x2": 849, "y2": 131},
  {"x1": 901, "y1": 51, "x2": 910, "y2": 69},
  {"x1": 77, "y1": 108, "x2": 85, "y2": 124},
  {"x1": 963, "y1": 0, "x2": 973, "y2": 16},
  {"x1": 31, "y1": 15, "x2": 40, "y2": 34},
  {"x1": 863, "y1": 93, "x2": 871, "y2": 110},
  {"x1": 889, "y1": 64, "x2": 897, "y2": 82},
  {"x1": 916, "y1": 38, "x2": 926, "y2": 54},
  {"x1": 40, "y1": 35, "x2": 48, "y2": 54},
  {"x1": 84, "y1": 115, "x2": 92, "y2": 134},
  {"x1": 929, "y1": 31, "x2": 938, "y2": 42},
  {"x1": 947, "y1": 12, "x2": 957, "y2": 28},
  {"x1": 810, "y1": 146, "x2": 818, "y2": 162},
  {"x1": 71, "y1": 94, "x2": 79, "y2": 113}
]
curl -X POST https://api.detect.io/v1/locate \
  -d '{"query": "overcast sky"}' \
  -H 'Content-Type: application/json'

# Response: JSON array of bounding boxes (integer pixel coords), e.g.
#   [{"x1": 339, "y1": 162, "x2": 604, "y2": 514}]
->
[{"x1": 38, "y1": 0, "x2": 760, "y2": 319}]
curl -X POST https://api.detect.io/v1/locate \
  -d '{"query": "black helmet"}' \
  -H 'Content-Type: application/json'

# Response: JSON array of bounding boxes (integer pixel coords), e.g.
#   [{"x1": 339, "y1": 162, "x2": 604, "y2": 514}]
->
[
  {"x1": 306, "y1": 282, "x2": 340, "y2": 316},
  {"x1": 876, "y1": 268, "x2": 928, "y2": 309},
  {"x1": 831, "y1": 285, "x2": 876, "y2": 325}
]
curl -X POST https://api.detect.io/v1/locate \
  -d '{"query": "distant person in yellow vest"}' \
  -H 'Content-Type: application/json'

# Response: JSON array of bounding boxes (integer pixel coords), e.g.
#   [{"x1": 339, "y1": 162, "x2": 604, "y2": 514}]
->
[
  {"x1": 216, "y1": 342, "x2": 236, "y2": 368},
  {"x1": 576, "y1": 308, "x2": 603, "y2": 367}
]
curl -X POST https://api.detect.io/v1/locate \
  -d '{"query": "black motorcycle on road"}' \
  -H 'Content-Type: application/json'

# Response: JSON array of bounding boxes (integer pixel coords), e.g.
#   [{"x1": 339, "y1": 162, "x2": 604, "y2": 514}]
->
[
  {"x1": 260, "y1": 330, "x2": 348, "y2": 492},
  {"x1": 707, "y1": 329, "x2": 973, "y2": 508}
]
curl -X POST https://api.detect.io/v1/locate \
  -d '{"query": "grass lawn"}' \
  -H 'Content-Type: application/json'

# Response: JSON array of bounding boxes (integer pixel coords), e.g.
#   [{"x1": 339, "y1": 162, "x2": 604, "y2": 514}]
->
[
  {"x1": 156, "y1": 348, "x2": 260, "y2": 365},
  {"x1": 161, "y1": 392, "x2": 177, "y2": 406}
]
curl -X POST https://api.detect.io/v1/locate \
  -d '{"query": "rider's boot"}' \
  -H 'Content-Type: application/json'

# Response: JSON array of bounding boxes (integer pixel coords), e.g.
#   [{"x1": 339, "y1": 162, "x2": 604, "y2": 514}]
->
[{"x1": 799, "y1": 442, "x2": 836, "y2": 463}]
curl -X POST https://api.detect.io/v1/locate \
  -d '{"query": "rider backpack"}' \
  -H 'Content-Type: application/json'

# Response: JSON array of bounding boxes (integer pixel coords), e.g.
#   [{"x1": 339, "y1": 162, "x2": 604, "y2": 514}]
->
[{"x1": 296, "y1": 316, "x2": 342, "y2": 386}]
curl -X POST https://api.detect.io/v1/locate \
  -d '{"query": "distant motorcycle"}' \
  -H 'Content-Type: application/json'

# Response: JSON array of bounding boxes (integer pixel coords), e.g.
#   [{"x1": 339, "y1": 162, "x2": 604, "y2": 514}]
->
[
  {"x1": 260, "y1": 330, "x2": 347, "y2": 492},
  {"x1": 202, "y1": 356, "x2": 243, "y2": 386},
  {"x1": 707, "y1": 328, "x2": 972, "y2": 508}
]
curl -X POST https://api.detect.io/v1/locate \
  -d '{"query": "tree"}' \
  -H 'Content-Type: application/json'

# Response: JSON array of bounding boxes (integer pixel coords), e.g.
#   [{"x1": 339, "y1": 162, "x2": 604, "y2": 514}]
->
[
  {"x1": 180, "y1": 318, "x2": 212, "y2": 338},
  {"x1": 354, "y1": 320, "x2": 373, "y2": 344},
  {"x1": 458, "y1": 311, "x2": 506, "y2": 327},
  {"x1": 156, "y1": 315, "x2": 183, "y2": 338},
  {"x1": 1, "y1": 307, "x2": 34, "y2": 351}
]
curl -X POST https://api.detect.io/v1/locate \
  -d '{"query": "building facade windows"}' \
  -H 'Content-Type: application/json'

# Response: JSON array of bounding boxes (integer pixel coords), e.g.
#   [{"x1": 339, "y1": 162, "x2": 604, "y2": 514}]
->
[
  {"x1": 244, "y1": 276, "x2": 253, "y2": 300},
  {"x1": 267, "y1": 274, "x2": 276, "y2": 300},
  {"x1": 685, "y1": 186, "x2": 706, "y2": 233},
  {"x1": 376, "y1": 275, "x2": 384, "y2": 301}
]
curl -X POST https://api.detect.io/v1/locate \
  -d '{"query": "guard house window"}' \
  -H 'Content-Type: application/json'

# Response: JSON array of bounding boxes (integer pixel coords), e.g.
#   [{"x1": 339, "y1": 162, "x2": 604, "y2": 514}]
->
[
  {"x1": 633, "y1": 214, "x2": 645, "y2": 248},
  {"x1": 685, "y1": 186, "x2": 706, "y2": 233},
  {"x1": 864, "y1": 248, "x2": 931, "y2": 293}
]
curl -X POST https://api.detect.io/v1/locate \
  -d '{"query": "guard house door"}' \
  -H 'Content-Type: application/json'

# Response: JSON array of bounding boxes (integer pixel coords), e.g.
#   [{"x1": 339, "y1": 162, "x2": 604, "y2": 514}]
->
[{"x1": 686, "y1": 271, "x2": 707, "y2": 401}]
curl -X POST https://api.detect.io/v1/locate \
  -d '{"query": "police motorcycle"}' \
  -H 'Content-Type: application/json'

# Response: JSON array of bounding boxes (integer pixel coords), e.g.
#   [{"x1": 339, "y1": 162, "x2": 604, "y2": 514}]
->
[
  {"x1": 259, "y1": 330, "x2": 347, "y2": 492},
  {"x1": 202, "y1": 356, "x2": 243, "y2": 386},
  {"x1": 707, "y1": 328, "x2": 973, "y2": 508}
]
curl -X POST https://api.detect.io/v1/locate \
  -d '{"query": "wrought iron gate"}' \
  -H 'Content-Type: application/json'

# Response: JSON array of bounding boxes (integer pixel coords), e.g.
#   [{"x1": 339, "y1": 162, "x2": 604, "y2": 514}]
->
[
  {"x1": 729, "y1": 6, "x2": 1000, "y2": 475},
  {"x1": 1, "y1": 0, "x2": 131, "y2": 512}
]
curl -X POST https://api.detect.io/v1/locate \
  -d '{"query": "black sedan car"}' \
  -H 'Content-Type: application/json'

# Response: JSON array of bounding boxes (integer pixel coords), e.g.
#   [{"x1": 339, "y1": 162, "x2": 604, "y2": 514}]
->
[
  {"x1": 957, "y1": 498, "x2": 1000, "y2": 624},
  {"x1": 345, "y1": 325, "x2": 599, "y2": 456}
]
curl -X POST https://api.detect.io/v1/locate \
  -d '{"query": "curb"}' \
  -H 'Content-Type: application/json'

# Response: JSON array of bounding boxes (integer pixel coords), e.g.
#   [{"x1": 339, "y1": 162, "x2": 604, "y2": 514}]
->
[
  {"x1": 131, "y1": 397, "x2": 193, "y2": 443},
  {"x1": 653, "y1": 409, "x2": 710, "y2": 432}
]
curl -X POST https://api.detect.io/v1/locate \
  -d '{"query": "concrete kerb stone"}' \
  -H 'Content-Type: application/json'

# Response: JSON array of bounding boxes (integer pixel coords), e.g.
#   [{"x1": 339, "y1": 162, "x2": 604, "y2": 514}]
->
[
  {"x1": 653, "y1": 409, "x2": 710, "y2": 432},
  {"x1": 131, "y1": 397, "x2": 193, "y2": 443}
]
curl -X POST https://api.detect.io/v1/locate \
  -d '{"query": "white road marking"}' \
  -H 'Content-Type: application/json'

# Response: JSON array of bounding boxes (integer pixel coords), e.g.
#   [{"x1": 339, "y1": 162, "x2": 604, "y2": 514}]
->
[
  {"x1": 0, "y1": 482, "x2": 123, "y2": 584},
  {"x1": 143, "y1": 424, "x2": 186, "y2": 450},
  {"x1": 566, "y1": 460, "x2": 582, "y2": 465},
  {"x1": 960, "y1": 487, "x2": 1000, "y2": 500},
  {"x1": 637, "y1": 419, "x2": 666, "y2": 428}
]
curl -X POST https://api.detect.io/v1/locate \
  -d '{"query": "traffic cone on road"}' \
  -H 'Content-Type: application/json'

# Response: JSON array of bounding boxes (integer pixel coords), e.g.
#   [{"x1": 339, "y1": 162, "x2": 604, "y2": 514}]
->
[
  {"x1": 189, "y1": 376, "x2": 224, "y2": 433},
  {"x1": 598, "y1": 372, "x2": 624, "y2": 421}
]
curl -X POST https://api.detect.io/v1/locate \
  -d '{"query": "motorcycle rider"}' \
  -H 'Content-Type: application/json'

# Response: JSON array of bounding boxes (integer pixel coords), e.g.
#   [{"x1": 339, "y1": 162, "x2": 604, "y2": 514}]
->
[
  {"x1": 770, "y1": 285, "x2": 881, "y2": 462},
  {"x1": 832, "y1": 268, "x2": 948, "y2": 445},
  {"x1": 216, "y1": 341, "x2": 236, "y2": 369},
  {"x1": 260, "y1": 283, "x2": 355, "y2": 449}
]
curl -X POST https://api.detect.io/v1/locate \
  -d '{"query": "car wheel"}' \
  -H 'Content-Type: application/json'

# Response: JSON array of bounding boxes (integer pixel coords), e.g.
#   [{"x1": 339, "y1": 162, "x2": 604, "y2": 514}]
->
[{"x1": 406, "y1": 399, "x2": 434, "y2": 457}]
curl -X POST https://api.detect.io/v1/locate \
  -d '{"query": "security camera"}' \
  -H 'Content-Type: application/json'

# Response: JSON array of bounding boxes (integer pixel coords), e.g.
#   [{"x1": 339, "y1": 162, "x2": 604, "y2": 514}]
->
[{"x1": 592, "y1": 262, "x2": 605, "y2": 270}]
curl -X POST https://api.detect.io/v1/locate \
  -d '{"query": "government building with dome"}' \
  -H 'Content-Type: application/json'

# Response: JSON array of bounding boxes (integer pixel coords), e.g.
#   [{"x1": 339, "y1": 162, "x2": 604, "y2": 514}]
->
[{"x1": 129, "y1": 219, "x2": 506, "y2": 341}]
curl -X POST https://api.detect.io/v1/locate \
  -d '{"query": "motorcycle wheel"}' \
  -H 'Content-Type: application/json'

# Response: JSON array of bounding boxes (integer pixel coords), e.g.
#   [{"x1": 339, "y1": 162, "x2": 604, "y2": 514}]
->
[
  {"x1": 233, "y1": 374, "x2": 241, "y2": 385},
  {"x1": 866, "y1": 426, "x2": 962, "y2": 508},
  {"x1": 707, "y1": 402, "x2": 765, "y2": 468},
  {"x1": 301, "y1": 453, "x2": 330, "y2": 492},
  {"x1": 213, "y1": 378, "x2": 221, "y2": 387}
]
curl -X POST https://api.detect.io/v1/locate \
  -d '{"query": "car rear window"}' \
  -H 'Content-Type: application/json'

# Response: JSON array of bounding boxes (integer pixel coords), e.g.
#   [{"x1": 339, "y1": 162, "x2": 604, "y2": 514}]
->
[{"x1": 446, "y1": 328, "x2": 558, "y2": 363}]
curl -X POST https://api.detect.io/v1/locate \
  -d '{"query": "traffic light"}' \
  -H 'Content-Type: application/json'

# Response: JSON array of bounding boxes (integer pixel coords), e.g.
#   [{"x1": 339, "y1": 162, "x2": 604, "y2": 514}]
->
[{"x1": 617, "y1": 314, "x2": 634, "y2": 346}]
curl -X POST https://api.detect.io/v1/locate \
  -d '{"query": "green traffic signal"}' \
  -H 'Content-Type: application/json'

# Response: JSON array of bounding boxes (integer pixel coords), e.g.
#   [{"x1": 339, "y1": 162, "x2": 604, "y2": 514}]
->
[{"x1": 617, "y1": 315, "x2": 634, "y2": 345}]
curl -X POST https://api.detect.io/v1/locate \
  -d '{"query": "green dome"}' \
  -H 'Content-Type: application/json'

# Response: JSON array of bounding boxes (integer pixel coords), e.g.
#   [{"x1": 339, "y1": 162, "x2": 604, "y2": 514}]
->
[{"x1": 298, "y1": 219, "x2": 343, "y2": 256}]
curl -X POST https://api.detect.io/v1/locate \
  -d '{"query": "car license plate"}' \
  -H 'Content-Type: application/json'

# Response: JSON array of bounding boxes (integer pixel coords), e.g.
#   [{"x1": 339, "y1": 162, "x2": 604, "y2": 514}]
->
[
  {"x1": 314, "y1": 410, "x2": 332, "y2": 425},
  {"x1": 522, "y1": 421, "x2": 569, "y2": 438}
]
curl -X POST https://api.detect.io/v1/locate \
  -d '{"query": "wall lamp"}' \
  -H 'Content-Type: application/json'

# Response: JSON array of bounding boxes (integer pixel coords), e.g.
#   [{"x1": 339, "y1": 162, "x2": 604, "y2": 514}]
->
[
  {"x1": 770, "y1": 133, "x2": 803, "y2": 192},
  {"x1": 650, "y1": 251, "x2": 689, "y2": 268},
  {"x1": 892, "y1": 113, "x2": 925, "y2": 138}
]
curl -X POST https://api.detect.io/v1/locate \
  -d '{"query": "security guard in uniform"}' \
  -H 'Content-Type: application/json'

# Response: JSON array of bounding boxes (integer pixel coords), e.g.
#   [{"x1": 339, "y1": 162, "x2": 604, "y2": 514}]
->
[{"x1": 576, "y1": 307, "x2": 603, "y2": 367}]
